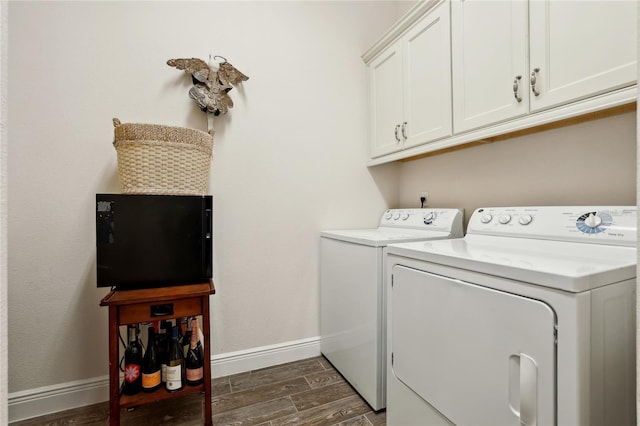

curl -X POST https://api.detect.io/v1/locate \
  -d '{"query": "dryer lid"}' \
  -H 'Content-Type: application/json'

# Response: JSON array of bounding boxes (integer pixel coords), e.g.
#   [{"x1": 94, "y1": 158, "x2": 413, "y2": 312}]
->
[
  {"x1": 321, "y1": 228, "x2": 453, "y2": 247},
  {"x1": 387, "y1": 234, "x2": 637, "y2": 292}
]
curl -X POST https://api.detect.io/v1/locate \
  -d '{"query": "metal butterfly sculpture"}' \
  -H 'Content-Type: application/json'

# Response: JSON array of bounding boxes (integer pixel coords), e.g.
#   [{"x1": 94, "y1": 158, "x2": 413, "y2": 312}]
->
[{"x1": 167, "y1": 56, "x2": 249, "y2": 116}]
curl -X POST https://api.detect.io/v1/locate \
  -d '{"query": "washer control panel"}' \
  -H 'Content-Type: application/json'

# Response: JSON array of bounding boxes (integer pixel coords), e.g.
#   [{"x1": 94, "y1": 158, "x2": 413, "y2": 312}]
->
[
  {"x1": 380, "y1": 208, "x2": 464, "y2": 235},
  {"x1": 468, "y1": 206, "x2": 636, "y2": 245}
]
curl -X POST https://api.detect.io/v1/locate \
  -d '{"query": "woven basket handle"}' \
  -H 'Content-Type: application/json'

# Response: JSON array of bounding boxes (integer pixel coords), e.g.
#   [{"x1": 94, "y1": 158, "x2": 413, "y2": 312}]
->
[{"x1": 112, "y1": 118, "x2": 121, "y2": 127}]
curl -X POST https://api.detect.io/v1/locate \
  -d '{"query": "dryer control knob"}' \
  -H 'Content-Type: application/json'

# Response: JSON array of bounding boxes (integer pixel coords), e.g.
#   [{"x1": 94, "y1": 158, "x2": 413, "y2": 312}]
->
[
  {"x1": 499, "y1": 214, "x2": 512, "y2": 224},
  {"x1": 480, "y1": 213, "x2": 493, "y2": 224},
  {"x1": 393, "y1": 212, "x2": 401, "y2": 220},
  {"x1": 423, "y1": 212, "x2": 436, "y2": 223},
  {"x1": 384, "y1": 211, "x2": 392, "y2": 220},
  {"x1": 584, "y1": 213, "x2": 602, "y2": 228},
  {"x1": 518, "y1": 214, "x2": 533, "y2": 225},
  {"x1": 401, "y1": 213, "x2": 410, "y2": 221}
]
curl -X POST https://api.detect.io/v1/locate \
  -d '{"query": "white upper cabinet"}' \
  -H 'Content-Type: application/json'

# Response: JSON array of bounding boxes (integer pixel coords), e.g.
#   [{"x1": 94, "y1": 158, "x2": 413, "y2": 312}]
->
[
  {"x1": 403, "y1": 2, "x2": 452, "y2": 149},
  {"x1": 369, "y1": 40, "x2": 404, "y2": 157},
  {"x1": 451, "y1": 0, "x2": 528, "y2": 133},
  {"x1": 368, "y1": 0, "x2": 452, "y2": 159},
  {"x1": 364, "y1": 0, "x2": 637, "y2": 165},
  {"x1": 529, "y1": 0, "x2": 638, "y2": 112}
]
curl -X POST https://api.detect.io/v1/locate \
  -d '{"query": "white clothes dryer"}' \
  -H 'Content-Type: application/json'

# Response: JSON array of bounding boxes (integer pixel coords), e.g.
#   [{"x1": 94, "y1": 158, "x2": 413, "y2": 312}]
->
[
  {"x1": 320, "y1": 208, "x2": 463, "y2": 410},
  {"x1": 386, "y1": 206, "x2": 636, "y2": 425}
]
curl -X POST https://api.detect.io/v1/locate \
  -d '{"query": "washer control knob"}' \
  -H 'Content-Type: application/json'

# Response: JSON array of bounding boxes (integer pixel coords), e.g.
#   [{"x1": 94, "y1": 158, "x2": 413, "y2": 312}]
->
[
  {"x1": 518, "y1": 214, "x2": 533, "y2": 225},
  {"x1": 584, "y1": 213, "x2": 602, "y2": 228},
  {"x1": 393, "y1": 212, "x2": 401, "y2": 220},
  {"x1": 499, "y1": 214, "x2": 512, "y2": 224},
  {"x1": 423, "y1": 212, "x2": 436, "y2": 223},
  {"x1": 480, "y1": 213, "x2": 493, "y2": 224},
  {"x1": 384, "y1": 211, "x2": 392, "y2": 220},
  {"x1": 401, "y1": 212, "x2": 410, "y2": 221}
]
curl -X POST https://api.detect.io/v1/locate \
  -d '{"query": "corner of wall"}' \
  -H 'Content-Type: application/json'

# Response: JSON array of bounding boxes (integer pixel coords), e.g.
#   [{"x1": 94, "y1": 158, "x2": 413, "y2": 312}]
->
[{"x1": 1, "y1": 1, "x2": 9, "y2": 424}]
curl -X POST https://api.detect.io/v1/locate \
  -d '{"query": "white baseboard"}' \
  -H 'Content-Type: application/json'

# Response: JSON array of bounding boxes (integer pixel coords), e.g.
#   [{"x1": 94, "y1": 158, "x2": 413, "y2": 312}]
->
[
  {"x1": 8, "y1": 376, "x2": 110, "y2": 423},
  {"x1": 211, "y1": 336, "x2": 321, "y2": 378},
  {"x1": 8, "y1": 336, "x2": 321, "y2": 423}
]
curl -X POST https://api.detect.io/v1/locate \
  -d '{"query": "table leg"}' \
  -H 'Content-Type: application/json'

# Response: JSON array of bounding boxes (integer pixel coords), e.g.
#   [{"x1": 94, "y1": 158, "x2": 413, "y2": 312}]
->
[
  {"x1": 108, "y1": 306, "x2": 120, "y2": 426},
  {"x1": 202, "y1": 296, "x2": 212, "y2": 426}
]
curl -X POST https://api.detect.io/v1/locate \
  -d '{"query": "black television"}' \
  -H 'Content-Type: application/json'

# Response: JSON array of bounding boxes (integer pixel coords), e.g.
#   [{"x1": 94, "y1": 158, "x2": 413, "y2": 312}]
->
[{"x1": 96, "y1": 194, "x2": 212, "y2": 289}]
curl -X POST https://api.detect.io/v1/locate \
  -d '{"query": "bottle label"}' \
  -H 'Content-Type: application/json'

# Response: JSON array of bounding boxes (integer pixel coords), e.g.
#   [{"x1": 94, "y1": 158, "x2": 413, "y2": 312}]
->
[
  {"x1": 186, "y1": 367, "x2": 203, "y2": 382},
  {"x1": 124, "y1": 364, "x2": 140, "y2": 383},
  {"x1": 142, "y1": 370, "x2": 161, "y2": 389},
  {"x1": 166, "y1": 365, "x2": 182, "y2": 390},
  {"x1": 161, "y1": 364, "x2": 167, "y2": 383}
]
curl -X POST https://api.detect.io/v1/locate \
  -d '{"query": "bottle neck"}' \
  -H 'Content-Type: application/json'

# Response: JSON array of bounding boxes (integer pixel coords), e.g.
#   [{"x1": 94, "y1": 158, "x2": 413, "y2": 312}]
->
[
  {"x1": 128, "y1": 326, "x2": 137, "y2": 344},
  {"x1": 190, "y1": 319, "x2": 199, "y2": 348},
  {"x1": 170, "y1": 325, "x2": 179, "y2": 341}
]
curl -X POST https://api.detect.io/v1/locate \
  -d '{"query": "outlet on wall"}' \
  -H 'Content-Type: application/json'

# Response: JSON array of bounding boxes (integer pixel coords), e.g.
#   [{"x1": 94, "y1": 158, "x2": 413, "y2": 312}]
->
[{"x1": 420, "y1": 192, "x2": 428, "y2": 207}]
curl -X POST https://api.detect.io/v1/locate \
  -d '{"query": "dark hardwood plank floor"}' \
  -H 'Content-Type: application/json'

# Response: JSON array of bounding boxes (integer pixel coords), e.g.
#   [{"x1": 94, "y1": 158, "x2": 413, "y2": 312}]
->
[{"x1": 10, "y1": 356, "x2": 386, "y2": 426}]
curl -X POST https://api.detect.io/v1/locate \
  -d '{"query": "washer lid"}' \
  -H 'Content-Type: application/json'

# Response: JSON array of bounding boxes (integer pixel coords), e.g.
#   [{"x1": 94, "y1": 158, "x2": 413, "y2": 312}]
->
[
  {"x1": 387, "y1": 234, "x2": 637, "y2": 292},
  {"x1": 321, "y1": 228, "x2": 453, "y2": 247}
]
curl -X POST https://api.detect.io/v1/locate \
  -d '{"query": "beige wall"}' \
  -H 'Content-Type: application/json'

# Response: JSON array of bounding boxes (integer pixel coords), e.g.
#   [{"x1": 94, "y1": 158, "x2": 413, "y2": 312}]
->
[
  {"x1": 6, "y1": 1, "x2": 401, "y2": 394},
  {"x1": 397, "y1": 0, "x2": 419, "y2": 16},
  {"x1": 0, "y1": 1, "x2": 7, "y2": 423},
  {"x1": 5, "y1": 0, "x2": 637, "y2": 417},
  {"x1": 397, "y1": 111, "x2": 636, "y2": 219}
]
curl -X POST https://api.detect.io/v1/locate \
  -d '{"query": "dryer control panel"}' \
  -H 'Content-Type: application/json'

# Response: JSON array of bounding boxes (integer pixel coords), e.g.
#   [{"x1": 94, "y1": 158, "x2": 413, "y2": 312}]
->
[
  {"x1": 468, "y1": 206, "x2": 636, "y2": 246},
  {"x1": 380, "y1": 208, "x2": 464, "y2": 236}
]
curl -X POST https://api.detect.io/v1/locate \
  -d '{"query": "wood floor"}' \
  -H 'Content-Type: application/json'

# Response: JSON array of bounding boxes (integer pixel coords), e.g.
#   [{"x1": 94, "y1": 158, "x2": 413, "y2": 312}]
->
[{"x1": 11, "y1": 356, "x2": 386, "y2": 426}]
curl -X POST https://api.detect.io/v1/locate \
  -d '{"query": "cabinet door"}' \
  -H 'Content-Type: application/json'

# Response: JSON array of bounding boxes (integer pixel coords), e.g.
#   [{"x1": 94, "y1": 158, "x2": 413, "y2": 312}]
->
[
  {"x1": 403, "y1": 1, "x2": 452, "y2": 148},
  {"x1": 529, "y1": 0, "x2": 638, "y2": 112},
  {"x1": 369, "y1": 40, "x2": 404, "y2": 158},
  {"x1": 451, "y1": 0, "x2": 528, "y2": 133}
]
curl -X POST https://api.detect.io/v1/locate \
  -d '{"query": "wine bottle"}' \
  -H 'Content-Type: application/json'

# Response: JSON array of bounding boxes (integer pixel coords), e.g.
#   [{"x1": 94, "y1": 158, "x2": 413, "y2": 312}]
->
[
  {"x1": 185, "y1": 318, "x2": 204, "y2": 386},
  {"x1": 158, "y1": 320, "x2": 169, "y2": 383},
  {"x1": 166, "y1": 325, "x2": 184, "y2": 392},
  {"x1": 176, "y1": 318, "x2": 183, "y2": 346},
  {"x1": 182, "y1": 317, "x2": 192, "y2": 358},
  {"x1": 141, "y1": 325, "x2": 161, "y2": 392},
  {"x1": 123, "y1": 324, "x2": 143, "y2": 395}
]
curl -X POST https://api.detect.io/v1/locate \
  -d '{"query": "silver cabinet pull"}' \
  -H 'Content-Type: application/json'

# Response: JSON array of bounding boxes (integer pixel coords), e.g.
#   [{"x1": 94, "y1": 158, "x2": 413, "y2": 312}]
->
[
  {"x1": 513, "y1": 75, "x2": 522, "y2": 102},
  {"x1": 401, "y1": 122, "x2": 407, "y2": 140},
  {"x1": 394, "y1": 124, "x2": 401, "y2": 142},
  {"x1": 530, "y1": 68, "x2": 540, "y2": 96}
]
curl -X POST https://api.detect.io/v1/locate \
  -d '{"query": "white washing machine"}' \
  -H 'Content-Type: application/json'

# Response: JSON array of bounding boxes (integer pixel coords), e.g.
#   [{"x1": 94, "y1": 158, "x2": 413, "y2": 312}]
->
[
  {"x1": 320, "y1": 208, "x2": 463, "y2": 410},
  {"x1": 385, "y1": 206, "x2": 636, "y2": 425}
]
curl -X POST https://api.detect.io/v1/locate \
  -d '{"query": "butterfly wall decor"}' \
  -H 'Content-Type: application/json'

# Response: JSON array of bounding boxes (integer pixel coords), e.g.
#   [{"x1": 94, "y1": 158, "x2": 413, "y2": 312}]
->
[{"x1": 167, "y1": 56, "x2": 249, "y2": 117}]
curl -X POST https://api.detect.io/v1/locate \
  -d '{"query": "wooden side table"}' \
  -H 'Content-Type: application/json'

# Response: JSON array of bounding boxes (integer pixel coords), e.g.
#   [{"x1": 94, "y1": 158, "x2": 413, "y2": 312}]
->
[{"x1": 100, "y1": 281, "x2": 215, "y2": 426}]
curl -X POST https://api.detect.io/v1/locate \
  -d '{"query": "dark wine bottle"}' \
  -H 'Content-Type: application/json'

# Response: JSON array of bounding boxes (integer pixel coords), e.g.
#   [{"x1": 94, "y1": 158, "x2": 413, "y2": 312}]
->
[
  {"x1": 123, "y1": 324, "x2": 143, "y2": 395},
  {"x1": 141, "y1": 325, "x2": 161, "y2": 392},
  {"x1": 185, "y1": 318, "x2": 204, "y2": 386},
  {"x1": 165, "y1": 325, "x2": 184, "y2": 392},
  {"x1": 182, "y1": 317, "x2": 192, "y2": 358}
]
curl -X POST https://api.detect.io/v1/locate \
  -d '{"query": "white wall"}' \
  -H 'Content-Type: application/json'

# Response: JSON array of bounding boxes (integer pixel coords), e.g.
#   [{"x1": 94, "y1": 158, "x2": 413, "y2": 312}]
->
[
  {"x1": 6, "y1": 1, "x2": 401, "y2": 396},
  {"x1": 398, "y1": 111, "x2": 636, "y2": 216}
]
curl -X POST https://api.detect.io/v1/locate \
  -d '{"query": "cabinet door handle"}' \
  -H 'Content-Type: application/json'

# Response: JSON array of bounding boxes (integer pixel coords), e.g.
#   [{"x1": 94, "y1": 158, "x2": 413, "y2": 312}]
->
[
  {"x1": 401, "y1": 122, "x2": 407, "y2": 140},
  {"x1": 530, "y1": 68, "x2": 541, "y2": 96},
  {"x1": 512, "y1": 75, "x2": 522, "y2": 102},
  {"x1": 394, "y1": 124, "x2": 401, "y2": 142}
]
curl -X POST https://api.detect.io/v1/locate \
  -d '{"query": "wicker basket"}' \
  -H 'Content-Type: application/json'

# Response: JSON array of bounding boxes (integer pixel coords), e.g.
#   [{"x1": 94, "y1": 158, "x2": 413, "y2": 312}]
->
[{"x1": 112, "y1": 118, "x2": 213, "y2": 195}]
